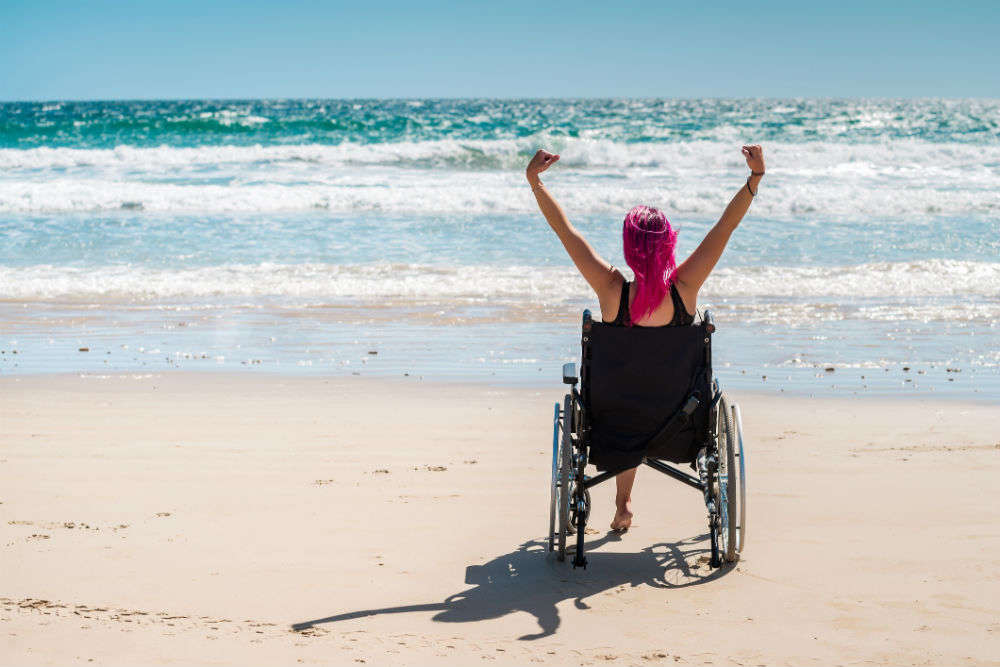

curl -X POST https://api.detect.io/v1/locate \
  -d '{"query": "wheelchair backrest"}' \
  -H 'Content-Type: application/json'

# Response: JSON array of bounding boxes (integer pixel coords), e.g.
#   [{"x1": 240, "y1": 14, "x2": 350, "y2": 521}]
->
[{"x1": 581, "y1": 311, "x2": 713, "y2": 469}]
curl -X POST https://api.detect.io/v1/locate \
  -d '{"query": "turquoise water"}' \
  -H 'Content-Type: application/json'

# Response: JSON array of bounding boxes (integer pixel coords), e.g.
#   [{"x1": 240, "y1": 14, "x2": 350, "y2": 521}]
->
[
  {"x1": 0, "y1": 98, "x2": 997, "y2": 396},
  {"x1": 4, "y1": 98, "x2": 999, "y2": 148}
]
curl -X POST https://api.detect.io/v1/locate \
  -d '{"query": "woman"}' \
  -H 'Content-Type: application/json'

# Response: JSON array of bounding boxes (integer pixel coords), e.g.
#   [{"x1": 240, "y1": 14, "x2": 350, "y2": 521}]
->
[{"x1": 526, "y1": 144, "x2": 766, "y2": 532}]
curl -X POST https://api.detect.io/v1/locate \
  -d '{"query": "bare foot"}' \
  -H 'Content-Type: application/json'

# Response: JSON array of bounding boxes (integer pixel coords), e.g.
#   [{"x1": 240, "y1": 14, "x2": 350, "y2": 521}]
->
[{"x1": 610, "y1": 507, "x2": 633, "y2": 533}]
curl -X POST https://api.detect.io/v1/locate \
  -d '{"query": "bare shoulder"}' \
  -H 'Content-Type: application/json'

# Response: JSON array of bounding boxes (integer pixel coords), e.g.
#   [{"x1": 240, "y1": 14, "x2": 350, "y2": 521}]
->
[
  {"x1": 597, "y1": 266, "x2": 626, "y2": 322},
  {"x1": 673, "y1": 276, "x2": 698, "y2": 316}
]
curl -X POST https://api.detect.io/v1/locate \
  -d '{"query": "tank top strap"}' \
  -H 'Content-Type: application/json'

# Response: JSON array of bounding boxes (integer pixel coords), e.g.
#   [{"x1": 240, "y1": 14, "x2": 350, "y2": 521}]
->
[
  {"x1": 613, "y1": 280, "x2": 631, "y2": 326},
  {"x1": 669, "y1": 281, "x2": 694, "y2": 326}
]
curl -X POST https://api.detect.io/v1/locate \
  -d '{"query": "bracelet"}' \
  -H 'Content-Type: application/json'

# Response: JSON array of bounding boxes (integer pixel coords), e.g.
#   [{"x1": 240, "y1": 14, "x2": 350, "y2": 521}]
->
[
  {"x1": 531, "y1": 181, "x2": 545, "y2": 192},
  {"x1": 745, "y1": 178, "x2": 757, "y2": 197},
  {"x1": 750, "y1": 170, "x2": 765, "y2": 176}
]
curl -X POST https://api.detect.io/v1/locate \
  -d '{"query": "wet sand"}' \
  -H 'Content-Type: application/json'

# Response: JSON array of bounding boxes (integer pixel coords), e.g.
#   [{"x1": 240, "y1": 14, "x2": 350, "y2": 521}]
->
[{"x1": 1, "y1": 373, "x2": 998, "y2": 665}]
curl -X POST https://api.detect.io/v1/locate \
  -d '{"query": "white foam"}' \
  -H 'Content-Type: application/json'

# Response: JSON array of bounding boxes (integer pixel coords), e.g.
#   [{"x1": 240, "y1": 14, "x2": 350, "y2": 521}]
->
[
  {"x1": 2, "y1": 260, "x2": 997, "y2": 307},
  {"x1": 0, "y1": 262, "x2": 586, "y2": 302},
  {"x1": 2, "y1": 137, "x2": 998, "y2": 173},
  {"x1": 0, "y1": 139, "x2": 997, "y2": 219},
  {"x1": 0, "y1": 171, "x2": 996, "y2": 221},
  {"x1": 706, "y1": 259, "x2": 1000, "y2": 298}
]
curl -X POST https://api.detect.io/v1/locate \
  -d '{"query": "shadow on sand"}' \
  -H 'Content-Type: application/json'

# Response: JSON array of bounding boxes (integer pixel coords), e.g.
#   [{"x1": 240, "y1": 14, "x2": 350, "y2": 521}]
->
[{"x1": 292, "y1": 531, "x2": 733, "y2": 640}]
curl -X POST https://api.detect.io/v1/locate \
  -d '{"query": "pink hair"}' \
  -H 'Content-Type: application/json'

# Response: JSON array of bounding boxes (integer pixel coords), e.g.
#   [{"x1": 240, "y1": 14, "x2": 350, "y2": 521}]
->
[{"x1": 622, "y1": 205, "x2": 678, "y2": 325}]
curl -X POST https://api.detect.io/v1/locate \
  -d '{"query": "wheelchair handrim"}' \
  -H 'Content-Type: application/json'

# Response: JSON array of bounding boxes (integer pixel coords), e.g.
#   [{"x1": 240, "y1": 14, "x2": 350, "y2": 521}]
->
[
  {"x1": 718, "y1": 394, "x2": 738, "y2": 562},
  {"x1": 734, "y1": 402, "x2": 747, "y2": 554},
  {"x1": 549, "y1": 402, "x2": 560, "y2": 553}
]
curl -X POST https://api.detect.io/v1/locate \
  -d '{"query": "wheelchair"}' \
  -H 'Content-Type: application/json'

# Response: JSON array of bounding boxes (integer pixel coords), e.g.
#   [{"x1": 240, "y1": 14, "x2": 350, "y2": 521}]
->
[{"x1": 548, "y1": 308, "x2": 746, "y2": 569}]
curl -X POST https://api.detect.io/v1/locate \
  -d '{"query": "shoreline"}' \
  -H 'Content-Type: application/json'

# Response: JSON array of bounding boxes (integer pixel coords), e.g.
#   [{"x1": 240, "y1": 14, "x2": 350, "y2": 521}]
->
[{"x1": 2, "y1": 369, "x2": 996, "y2": 406}]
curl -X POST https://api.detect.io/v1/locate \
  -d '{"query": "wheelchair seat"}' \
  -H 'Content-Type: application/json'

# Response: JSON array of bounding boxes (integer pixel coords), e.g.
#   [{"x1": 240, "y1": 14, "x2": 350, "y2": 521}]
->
[{"x1": 583, "y1": 317, "x2": 713, "y2": 472}]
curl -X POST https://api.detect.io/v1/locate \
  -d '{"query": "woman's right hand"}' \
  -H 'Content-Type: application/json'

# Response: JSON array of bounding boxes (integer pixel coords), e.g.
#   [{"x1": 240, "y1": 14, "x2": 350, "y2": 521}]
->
[
  {"x1": 526, "y1": 149, "x2": 560, "y2": 179},
  {"x1": 742, "y1": 144, "x2": 765, "y2": 174}
]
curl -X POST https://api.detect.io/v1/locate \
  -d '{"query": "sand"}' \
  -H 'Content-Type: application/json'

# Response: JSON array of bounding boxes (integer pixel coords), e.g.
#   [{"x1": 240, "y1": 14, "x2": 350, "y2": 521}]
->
[{"x1": 1, "y1": 372, "x2": 998, "y2": 666}]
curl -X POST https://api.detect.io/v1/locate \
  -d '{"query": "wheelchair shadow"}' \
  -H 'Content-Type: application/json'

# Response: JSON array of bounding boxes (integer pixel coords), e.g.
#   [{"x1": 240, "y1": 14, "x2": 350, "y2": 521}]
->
[{"x1": 292, "y1": 531, "x2": 734, "y2": 640}]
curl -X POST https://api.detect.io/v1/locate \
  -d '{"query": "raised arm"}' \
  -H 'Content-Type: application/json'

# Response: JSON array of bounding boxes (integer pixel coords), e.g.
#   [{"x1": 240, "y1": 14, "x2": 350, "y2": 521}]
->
[
  {"x1": 675, "y1": 145, "x2": 765, "y2": 295},
  {"x1": 526, "y1": 149, "x2": 616, "y2": 294}
]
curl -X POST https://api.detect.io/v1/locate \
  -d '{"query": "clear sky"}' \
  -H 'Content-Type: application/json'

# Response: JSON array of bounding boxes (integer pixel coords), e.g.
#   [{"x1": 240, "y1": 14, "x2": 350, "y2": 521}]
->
[{"x1": 3, "y1": 0, "x2": 998, "y2": 101}]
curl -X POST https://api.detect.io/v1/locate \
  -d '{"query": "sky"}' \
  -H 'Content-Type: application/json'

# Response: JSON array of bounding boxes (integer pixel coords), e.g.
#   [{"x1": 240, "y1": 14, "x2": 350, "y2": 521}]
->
[{"x1": 2, "y1": 0, "x2": 999, "y2": 101}]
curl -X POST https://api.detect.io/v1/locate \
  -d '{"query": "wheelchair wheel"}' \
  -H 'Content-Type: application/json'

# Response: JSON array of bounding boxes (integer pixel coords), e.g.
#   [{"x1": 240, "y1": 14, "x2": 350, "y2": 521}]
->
[
  {"x1": 556, "y1": 394, "x2": 574, "y2": 561},
  {"x1": 717, "y1": 394, "x2": 739, "y2": 563}
]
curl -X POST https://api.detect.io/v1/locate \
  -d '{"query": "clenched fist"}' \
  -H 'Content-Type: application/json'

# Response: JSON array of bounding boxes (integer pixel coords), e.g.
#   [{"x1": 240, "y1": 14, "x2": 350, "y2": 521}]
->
[
  {"x1": 526, "y1": 149, "x2": 560, "y2": 179},
  {"x1": 741, "y1": 145, "x2": 765, "y2": 174}
]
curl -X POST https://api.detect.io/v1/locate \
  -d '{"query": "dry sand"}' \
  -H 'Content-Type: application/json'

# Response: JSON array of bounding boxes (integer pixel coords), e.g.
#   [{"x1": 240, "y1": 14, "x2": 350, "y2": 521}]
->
[{"x1": 1, "y1": 373, "x2": 998, "y2": 666}]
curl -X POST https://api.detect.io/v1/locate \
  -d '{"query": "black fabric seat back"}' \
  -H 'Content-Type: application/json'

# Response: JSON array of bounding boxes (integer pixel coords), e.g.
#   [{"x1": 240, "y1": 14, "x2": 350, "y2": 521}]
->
[{"x1": 584, "y1": 321, "x2": 711, "y2": 471}]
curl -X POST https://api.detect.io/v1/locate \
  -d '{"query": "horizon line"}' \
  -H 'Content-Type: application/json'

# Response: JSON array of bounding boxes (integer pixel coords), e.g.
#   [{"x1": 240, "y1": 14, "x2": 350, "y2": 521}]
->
[{"x1": 3, "y1": 94, "x2": 1000, "y2": 105}]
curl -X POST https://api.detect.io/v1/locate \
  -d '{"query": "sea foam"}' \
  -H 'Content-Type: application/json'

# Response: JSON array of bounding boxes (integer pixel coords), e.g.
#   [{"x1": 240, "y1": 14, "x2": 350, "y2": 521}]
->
[
  {"x1": 1, "y1": 138, "x2": 998, "y2": 220},
  {"x1": 2, "y1": 259, "x2": 997, "y2": 305}
]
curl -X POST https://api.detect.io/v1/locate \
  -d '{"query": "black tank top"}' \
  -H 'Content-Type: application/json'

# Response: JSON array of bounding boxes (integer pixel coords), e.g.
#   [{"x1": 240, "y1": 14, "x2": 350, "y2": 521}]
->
[{"x1": 605, "y1": 281, "x2": 694, "y2": 327}]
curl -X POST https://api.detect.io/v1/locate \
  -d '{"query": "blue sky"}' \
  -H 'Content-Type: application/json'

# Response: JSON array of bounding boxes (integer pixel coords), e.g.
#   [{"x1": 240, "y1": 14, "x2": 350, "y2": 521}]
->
[{"x1": 2, "y1": 0, "x2": 998, "y2": 100}]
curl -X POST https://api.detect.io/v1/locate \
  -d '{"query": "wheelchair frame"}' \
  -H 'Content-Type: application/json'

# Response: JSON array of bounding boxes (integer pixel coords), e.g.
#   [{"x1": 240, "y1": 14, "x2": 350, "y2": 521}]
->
[{"x1": 548, "y1": 309, "x2": 746, "y2": 569}]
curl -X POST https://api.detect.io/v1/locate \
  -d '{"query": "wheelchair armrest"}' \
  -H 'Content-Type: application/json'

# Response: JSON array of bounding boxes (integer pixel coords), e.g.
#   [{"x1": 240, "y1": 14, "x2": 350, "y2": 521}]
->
[{"x1": 562, "y1": 362, "x2": 578, "y2": 385}]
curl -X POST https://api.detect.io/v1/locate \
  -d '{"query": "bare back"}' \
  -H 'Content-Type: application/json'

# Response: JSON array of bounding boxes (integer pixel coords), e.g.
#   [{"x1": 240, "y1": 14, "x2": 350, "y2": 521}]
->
[{"x1": 598, "y1": 270, "x2": 698, "y2": 326}]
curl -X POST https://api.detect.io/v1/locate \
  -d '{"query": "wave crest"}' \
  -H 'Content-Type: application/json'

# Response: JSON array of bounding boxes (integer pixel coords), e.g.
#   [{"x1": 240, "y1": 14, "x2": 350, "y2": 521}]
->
[
  {"x1": 2, "y1": 259, "x2": 997, "y2": 303},
  {"x1": 1, "y1": 138, "x2": 998, "y2": 219}
]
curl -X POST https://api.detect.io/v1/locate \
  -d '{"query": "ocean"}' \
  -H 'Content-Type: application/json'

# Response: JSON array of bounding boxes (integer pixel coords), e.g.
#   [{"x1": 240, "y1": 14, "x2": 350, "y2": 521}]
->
[{"x1": 0, "y1": 98, "x2": 997, "y2": 396}]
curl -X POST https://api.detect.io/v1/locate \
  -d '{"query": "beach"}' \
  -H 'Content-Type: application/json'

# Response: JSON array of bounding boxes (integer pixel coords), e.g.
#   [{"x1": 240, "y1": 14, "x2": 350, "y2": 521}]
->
[
  {"x1": 2, "y1": 372, "x2": 998, "y2": 665},
  {"x1": 2, "y1": 96, "x2": 999, "y2": 664}
]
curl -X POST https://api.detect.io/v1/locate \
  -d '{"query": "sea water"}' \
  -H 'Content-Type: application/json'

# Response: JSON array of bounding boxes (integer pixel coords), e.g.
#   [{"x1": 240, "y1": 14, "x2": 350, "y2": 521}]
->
[{"x1": 0, "y1": 98, "x2": 997, "y2": 396}]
